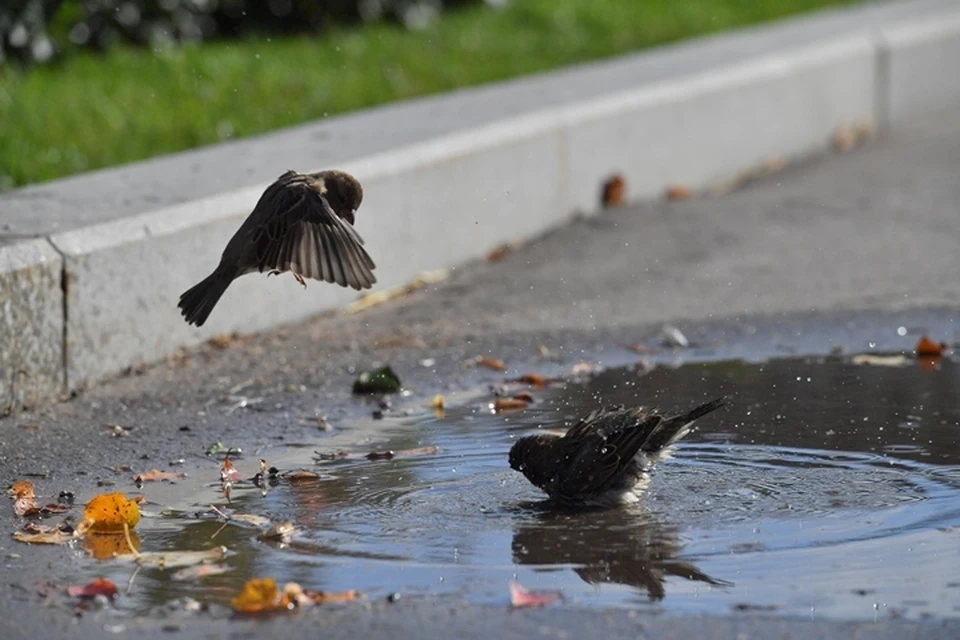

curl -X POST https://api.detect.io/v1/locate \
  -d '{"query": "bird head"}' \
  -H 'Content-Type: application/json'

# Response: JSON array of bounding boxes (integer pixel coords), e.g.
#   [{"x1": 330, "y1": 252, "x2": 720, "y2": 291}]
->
[{"x1": 318, "y1": 170, "x2": 364, "y2": 224}]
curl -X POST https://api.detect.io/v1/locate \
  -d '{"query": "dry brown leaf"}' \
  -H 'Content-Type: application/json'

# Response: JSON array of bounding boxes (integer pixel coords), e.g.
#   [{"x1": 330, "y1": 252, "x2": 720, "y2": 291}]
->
[
  {"x1": 514, "y1": 374, "x2": 547, "y2": 389},
  {"x1": 429, "y1": 394, "x2": 446, "y2": 410},
  {"x1": 207, "y1": 334, "x2": 236, "y2": 350},
  {"x1": 493, "y1": 398, "x2": 530, "y2": 413},
  {"x1": 512, "y1": 391, "x2": 535, "y2": 404},
  {"x1": 601, "y1": 174, "x2": 626, "y2": 208},
  {"x1": 134, "y1": 469, "x2": 187, "y2": 483},
  {"x1": 284, "y1": 469, "x2": 321, "y2": 481},
  {"x1": 475, "y1": 356, "x2": 506, "y2": 372},
  {"x1": 67, "y1": 578, "x2": 118, "y2": 600},
  {"x1": 486, "y1": 245, "x2": 510, "y2": 262},
  {"x1": 665, "y1": 184, "x2": 691, "y2": 200},
  {"x1": 509, "y1": 580, "x2": 560, "y2": 608},
  {"x1": 13, "y1": 523, "x2": 72, "y2": 545},
  {"x1": 915, "y1": 335, "x2": 945, "y2": 357}
]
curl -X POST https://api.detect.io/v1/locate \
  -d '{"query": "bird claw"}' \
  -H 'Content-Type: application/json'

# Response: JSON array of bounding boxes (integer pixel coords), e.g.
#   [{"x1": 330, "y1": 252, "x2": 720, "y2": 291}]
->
[{"x1": 293, "y1": 273, "x2": 307, "y2": 288}]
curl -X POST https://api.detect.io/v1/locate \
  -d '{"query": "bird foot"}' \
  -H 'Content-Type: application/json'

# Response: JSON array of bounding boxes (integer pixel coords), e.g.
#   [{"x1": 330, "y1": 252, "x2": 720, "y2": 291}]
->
[{"x1": 293, "y1": 273, "x2": 307, "y2": 288}]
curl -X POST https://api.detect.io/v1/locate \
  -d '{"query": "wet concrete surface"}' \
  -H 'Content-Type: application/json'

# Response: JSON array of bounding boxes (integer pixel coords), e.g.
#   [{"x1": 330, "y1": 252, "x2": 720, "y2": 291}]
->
[{"x1": 2, "y1": 110, "x2": 960, "y2": 638}]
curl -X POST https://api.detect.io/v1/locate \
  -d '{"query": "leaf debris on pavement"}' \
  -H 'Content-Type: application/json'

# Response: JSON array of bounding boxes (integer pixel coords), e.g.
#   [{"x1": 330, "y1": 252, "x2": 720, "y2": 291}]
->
[
  {"x1": 232, "y1": 577, "x2": 359, "y2": 615},
  {"x1": 509, "y1": 580, "x2": 561, "y2": 608}
]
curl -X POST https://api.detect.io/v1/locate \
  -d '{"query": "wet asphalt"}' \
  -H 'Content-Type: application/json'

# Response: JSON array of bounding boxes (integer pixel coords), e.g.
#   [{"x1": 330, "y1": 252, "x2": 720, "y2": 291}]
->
[{"x1": 2, "y1": 108, "x2": 960, "y2": 638}]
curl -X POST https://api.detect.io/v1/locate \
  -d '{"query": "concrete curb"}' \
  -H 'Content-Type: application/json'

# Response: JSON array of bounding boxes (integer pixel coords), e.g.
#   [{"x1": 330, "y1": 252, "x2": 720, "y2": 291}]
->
[{"x1": 2, "y1": 0, "x2": 960, "y2": 410}]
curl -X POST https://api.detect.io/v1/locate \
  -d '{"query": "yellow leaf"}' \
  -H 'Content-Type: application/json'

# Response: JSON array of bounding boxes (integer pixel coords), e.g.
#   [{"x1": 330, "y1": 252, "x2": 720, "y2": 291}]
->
[
  {"x1": 81, "y1": 493, "x2": 141, "y2": 534},
  {"x1": 232, "y1": 578, "x2": 290, "y2": 614}
]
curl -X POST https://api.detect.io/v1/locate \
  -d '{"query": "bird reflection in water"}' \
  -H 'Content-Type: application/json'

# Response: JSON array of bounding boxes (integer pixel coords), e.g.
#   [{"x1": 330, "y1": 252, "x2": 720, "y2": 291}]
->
[{"x1": 511, "y1": 506, "x2": 731, "y2": 601}]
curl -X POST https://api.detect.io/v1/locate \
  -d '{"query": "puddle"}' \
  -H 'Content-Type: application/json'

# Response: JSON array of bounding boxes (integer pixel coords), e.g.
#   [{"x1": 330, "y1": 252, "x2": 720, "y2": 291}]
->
[{"x1": 59, "y1": 353, "x2": 960, "y2": 621}]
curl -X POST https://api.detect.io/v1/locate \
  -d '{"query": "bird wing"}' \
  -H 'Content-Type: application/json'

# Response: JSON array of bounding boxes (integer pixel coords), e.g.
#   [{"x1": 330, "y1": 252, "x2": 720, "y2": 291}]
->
[
  {"x1": 251, "y1": 173, "x2": 377, "y2": 290},
  {"x1": 557, "y1": 411, "x2": 662, "y2": 500}
]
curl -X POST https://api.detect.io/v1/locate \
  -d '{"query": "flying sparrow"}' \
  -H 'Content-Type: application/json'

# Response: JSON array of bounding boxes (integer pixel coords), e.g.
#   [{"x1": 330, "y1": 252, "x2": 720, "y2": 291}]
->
[{"x1": 178, "y1": 169, "x2": 376, "y2": 327}]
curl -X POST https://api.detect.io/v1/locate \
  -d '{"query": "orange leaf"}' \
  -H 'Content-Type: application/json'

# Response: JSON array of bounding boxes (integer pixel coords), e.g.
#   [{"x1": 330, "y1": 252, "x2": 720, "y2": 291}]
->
[
  {"x1": 429, "y1": 394, "x2": 445, "y2": 410},
  {"x1": 475, "y1": 356, "x2": 506, "y2": 372},
  {"x1": 81, "y1": 492, "x2": 141, "y2": 534},
  {"x1": 915, "y1": 335, "x2": 945, "y2": 357},
  {"x1": 232, "y1": 578, "x2": 290, "y2": 614},
  {"x1": 134, "y1": 469, "x2": 187, "y2": 483},
  {"x1": 665, "y1": 184, "x2": 691, "y2": 200},
  {"x1": 9, "y1": 480, "x2": 35, "y2": 500},
  {"x1": 306, "y1": 589, "x2": 359, "y2": 604},
  {"x1": 67, "y1": 578, "x2": 118, "y2": 600}
]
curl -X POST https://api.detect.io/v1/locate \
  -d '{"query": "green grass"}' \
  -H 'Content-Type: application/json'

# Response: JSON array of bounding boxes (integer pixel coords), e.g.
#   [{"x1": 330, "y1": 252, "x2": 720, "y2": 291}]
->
[{"x1": 0, "y1": 0, "x2": 862, "y2": 190}]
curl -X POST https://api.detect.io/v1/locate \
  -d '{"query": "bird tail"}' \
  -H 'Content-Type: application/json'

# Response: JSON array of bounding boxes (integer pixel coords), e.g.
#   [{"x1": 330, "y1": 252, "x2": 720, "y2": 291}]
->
[
  {"x1": 643, "y1": 396, "x2": 728, "y2": 452},
  {"x1": 178, "y1": 269, "x2": 233, "y2": 327}
]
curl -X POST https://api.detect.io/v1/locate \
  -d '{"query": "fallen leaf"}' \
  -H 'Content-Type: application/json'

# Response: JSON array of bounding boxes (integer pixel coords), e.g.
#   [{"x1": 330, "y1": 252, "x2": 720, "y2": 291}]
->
[
  {"x1": 601, "y1": 174, "x2": 626, "y2": 208},
  {"x1": 9, "y1": 480, "x2": 35, "y2": 499},
  {"x1": 493, "y1": 397, "x2": 530, "y2": 413},
  {"x1": 915, "y1": 335, "x2": 945, "y2": 357},
  {"x1": 221, "y1": 457, "x2": 242, "y2": 484},
  {"x1": 366, "y1": 445, "x2": 439, "y2": 461},
  {"x1": 172, "y1": 564, "x2": 232, "y2": 581},
  {"x1": 512, "y1": 391, "x2": 535, "y2": 404},
  {"x1": 258, "y1": 521, "x2": 295, "y2": 542},
  {"x1": 305, "y1": 589, "x2": 359, "y2": 604},
  {"x1": 134, "y1": 469, "x2": 187, "y2": 483},
  {"x1": 13, "y1": 523, "x2": 72, "y2": 545},
  {"x1": 917, "y1": 356, "x2": 940, "y2": 372},
  {"x1": 79, "y1": 493, "x2": 141, "y2": 534},
  {"x1": 486, "y1": 244, "x2": 511, "y2": 262},
  {"x1": 429, "y1": 394, "x2": 446, "y2": 410},
  {"x1": 116, "y1": 546, "x2": 228, "y2": 569},
  {"x1": 346, "y1": 269, "x2": 449, "y2": 313},
  {"x1": 665, "y1": 184, "x2": 691, "y2": 200},
  {"x1": 509, "y1": 580, "x2": 560, "y2": 608},
  {"x1": 207, "y1": 334, "x2": 236, "y2": 350},
  {"x1": 851, "y1": 354, "x2": 909, "y2": 367},
  {"x1": 67, "y1": 578, "x2": 118, "y2": 600},
  {"x1": 513, "y1": 374, "x2": 547, "y2": 389},
  {"x1": 284, "y1": 469, "x2": 321, "y2": 481},
  {"x1": 475, "y1": 356, "x2": 506, "y2": 372},
  {"x1": 232, "y1": 578, "x2": 290, "y2": 614},
  {"x1": 225, "y1": 513, "x2": 272, "y2": 528}
]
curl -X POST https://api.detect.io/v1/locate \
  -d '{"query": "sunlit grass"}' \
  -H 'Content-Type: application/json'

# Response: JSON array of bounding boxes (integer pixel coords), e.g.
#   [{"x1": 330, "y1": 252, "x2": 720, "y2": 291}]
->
[{"x1": 0, "y1": 0, "x2": 862, "y2": 189}]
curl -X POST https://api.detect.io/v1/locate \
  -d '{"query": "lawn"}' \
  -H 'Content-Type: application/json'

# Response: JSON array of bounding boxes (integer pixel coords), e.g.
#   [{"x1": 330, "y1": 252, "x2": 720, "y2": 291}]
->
[{"x1": 0, "y1": 0, "x2": 862, "y2": 190}]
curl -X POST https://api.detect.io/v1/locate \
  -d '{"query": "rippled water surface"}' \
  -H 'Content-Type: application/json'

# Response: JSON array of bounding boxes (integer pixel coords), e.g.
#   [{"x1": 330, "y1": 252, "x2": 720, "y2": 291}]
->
[{"x1": 73, "y1": 354, "x2": 960, "y2": 621}]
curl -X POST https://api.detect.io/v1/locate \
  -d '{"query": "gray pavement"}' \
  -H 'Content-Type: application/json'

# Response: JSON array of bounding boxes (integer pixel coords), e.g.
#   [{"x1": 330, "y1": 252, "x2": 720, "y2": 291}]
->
[{"x1": 1, "y1": 108, "x2": 959, "y2": 639}]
